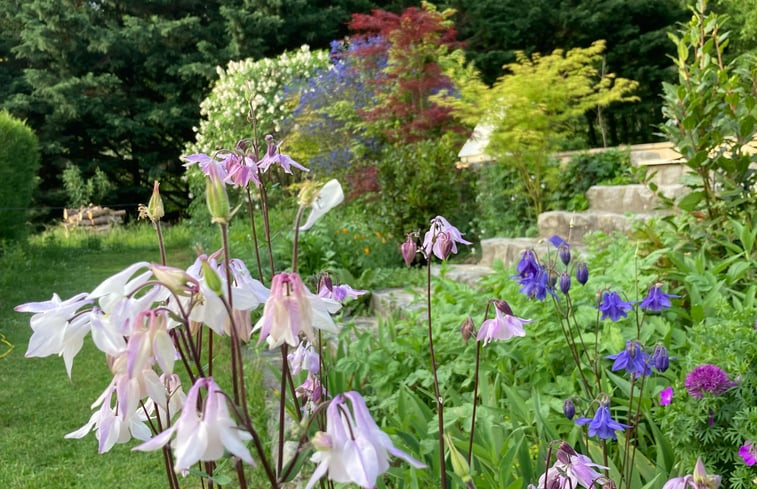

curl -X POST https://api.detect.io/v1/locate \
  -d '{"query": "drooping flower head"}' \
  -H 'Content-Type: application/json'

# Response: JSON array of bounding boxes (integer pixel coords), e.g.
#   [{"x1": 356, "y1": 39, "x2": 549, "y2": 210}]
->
[
  {"x1": 575, "y1": 398, "x2": 630, "y2": 440},
  {"x1": 477, "y1": 300, "x2": 531, "y2": 346},
  {"x1": 253, "y1": 272, "x2": 340, "y2": 349},
  {"x1": 598, "y1": 291, "x2": 634, "y2": 321},
  {"x1": 422, "y1": 216, "x2": 471, "y2": 260},
  {"x1": 306, "y1": 391, "x2": 425, "y2": 489},
  {"x1": 640, "y1": 284, "x2": 679, "y2": 312},
  {"x1": 222, "y1": 152, "x2": 261, "y2": 188},
  {"x1": 259, "y1": 134, "x2": 309, "y2": 174},
  {"x1": 134, "y1": 377, "x2": 254, "y2": 473},
  {"x1": 317, "y1": 279, "x2": 367, "y2": 302},
  {"x1": 534, "y1": 442, "x2": 609, "y2": 489},
  {"x1": 606, "y1": 340, "x2": 651, "y2": 378},
  {"x1": 685, "y1": 364, "x2": 736, "y2": 398},
  {"x1": 518, "y1": 266, "x2": 557, "y2": 301},
  {"x1": 516, "y1": 249, "x2": 540, "y2": 279}
]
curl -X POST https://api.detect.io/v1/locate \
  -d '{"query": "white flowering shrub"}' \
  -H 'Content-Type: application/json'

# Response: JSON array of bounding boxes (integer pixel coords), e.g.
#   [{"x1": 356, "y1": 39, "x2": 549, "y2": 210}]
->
[{"x1": 187, "y1": 45, "x2": 330, "y2": 154}]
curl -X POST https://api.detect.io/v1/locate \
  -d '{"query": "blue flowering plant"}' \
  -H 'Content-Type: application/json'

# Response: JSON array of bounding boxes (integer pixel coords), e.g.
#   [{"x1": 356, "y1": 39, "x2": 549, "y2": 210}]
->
[{"x1": 514, "y1": 235, "x2": 680, "y2": 488}]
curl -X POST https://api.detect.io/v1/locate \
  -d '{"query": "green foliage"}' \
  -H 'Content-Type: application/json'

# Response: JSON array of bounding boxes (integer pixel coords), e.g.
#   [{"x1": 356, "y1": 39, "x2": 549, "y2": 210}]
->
[
  {"x1": 660, "y1": 0, "x2": 757, "y2": 221},
  {"x1": 0, "y1": 110, "x2": 39, "y2": 242},
  {"x1": 547, "y1": 149, "x2": 637, "y2": 211},
  {"x1": 655, "y1": 303, "x2": 757, "y2": 489},
  {"x1": 61, "y1": 165, "x2": 112, "y2": 208},
  {"x1": 438, "y1": 40, "x2": 639, "y2": 217},
  {"x1": 373, "y1": 139, "x2": 477, "y2": 239}
]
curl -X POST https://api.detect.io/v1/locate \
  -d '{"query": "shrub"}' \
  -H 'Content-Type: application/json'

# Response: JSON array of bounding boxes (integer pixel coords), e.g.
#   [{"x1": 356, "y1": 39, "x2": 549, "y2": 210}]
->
[{"x1": 0, "y1": 111, "x2": 40, "y2": 242}]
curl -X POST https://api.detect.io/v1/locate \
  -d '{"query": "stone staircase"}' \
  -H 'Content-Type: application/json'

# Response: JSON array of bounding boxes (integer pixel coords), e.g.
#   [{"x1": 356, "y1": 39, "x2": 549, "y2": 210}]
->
[{"x1": 370, "y1": 147, "x2": 690, "y2": 316}]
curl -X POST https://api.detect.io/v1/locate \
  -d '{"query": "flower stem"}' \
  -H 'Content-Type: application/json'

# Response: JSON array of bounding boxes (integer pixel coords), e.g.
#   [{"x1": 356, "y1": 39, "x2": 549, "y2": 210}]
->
[
  {"x1": 246, "y1": 186, "x2": 264, "y2": 282},
  {"x1": 426, "y1": 260, "x2": 448, "y2": 489},
  {"x1": 468, "y1": 338, "x2": 481, "y2": 466},
  {"x1": 278, "y1": 344, "x2": 289, "y2": 476},
  {"x1": 154, "y1": 220, "x2": 167, "y2": 266}
]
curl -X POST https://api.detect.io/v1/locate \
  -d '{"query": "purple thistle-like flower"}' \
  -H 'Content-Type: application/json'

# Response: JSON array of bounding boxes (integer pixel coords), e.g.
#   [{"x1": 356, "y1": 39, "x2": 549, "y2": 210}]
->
[
  {"x1": 598, "y1": 291, "x2": 634, "y2": 321},
  {"x1": 640, "y1": 285, "x2": 679, "y2": 312},
  {"x1": 685, "y1": 364, "x2": 736, "y2": 398},
  {"x1": 607, "y1": 340, "x2": 652, "y2": 377},
  {"x1": 575, "y1": 401, "x2": 630, "y2": 440},
  {"x1": 739, "y1": 442, "x2": 757, "y2": 466}
]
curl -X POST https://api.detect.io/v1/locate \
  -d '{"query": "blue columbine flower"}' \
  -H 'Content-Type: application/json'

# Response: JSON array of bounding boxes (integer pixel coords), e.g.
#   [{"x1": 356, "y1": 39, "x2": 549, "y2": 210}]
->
[
  {"x1": 598, "y1": 291, "x2": 634, "y2": 321},
  {"x1": 518, "y1": 266, "x2": 557, "y2": 301},
  {"x1": 607, "y1": 340, "x2": 651, "y2": 377},
  {"x1": 640, "y1": 285, "x2": 680, "y2": 312},
  {"x1": 515, "y1": 249, "x2": 540, "y2": 278},
  {"x1": 575, "y1": 401, "x2": 630, "y2": 440}
]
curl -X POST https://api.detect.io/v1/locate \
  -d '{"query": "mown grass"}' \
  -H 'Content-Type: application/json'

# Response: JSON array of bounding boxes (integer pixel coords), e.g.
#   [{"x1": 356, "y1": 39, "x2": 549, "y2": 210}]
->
[{"x1": 0, "y1": 223, "x2": 270, "y2": 488}]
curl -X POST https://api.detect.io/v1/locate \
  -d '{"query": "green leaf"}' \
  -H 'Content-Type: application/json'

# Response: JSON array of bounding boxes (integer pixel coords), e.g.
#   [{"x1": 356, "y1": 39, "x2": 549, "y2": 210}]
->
[{"x1": 677, "y1": 190, "x2": 705, "y2": 211}]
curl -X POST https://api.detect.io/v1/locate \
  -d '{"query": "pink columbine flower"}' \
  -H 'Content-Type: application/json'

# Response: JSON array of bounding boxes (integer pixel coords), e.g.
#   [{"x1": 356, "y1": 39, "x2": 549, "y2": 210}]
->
[
  {"x1": 660, "y1": 386, "x2": 674, "y2": 406},
  {"x1": 133, "y1": 377, "x2": 254, "y2": 473},
  {"x1": 222, "y1": 152, "x2": 260, "y2": 187},
  {"x1": 533, "y1": 442, "x2": 609, "y2": 489},
  {"x1": 317, "y1": 281, "x2": 367, "y2": 302},
  {"x1": 476, "y1": 300, "x2": 530, "y2": 346},
  {"x1": 662, "y1": 457, "x2": 721, "y2": 489},
  {"x1": 258, "y1": 135, "x2": 309, "y2": 174},
  {"x1": 253, "y1": 272, "x2": 340, "y2": 349},
  {"x1": 422, "y1": 215, "x2": 471, "y2": 260},
  {"x1": 305, "y1": 391, "x2": 425, "y2": 489},
  {"x1": 685, "y1": 364, "x2": 736, "y2": 398},
  {"x1": 288, "y1": 341, "x2": 320, "y2": 376}
]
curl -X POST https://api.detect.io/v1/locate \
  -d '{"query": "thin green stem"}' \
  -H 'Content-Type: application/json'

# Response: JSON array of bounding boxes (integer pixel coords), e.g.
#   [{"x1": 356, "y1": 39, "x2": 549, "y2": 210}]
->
[{"x1": 245, "y1": 186, "x2": 264, "y2": 282}]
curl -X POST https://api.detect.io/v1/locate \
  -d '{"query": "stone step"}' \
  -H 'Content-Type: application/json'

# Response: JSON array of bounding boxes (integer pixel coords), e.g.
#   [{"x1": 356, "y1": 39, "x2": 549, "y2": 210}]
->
[
  {"x1": 479, "y1": 237, "x2": 548, "y2": 268},
  {"x1": 431, "y1": 263, "x2": 494, "y2": 287},
  {"x1": 587, "y1": 184, "x2": 687, "y2": 213},
  {"x1": 369, "y1": 287, "x2": 423, "y2": 318},
  {"x1": 537, "y1": 210, "x2": 655, "y2": 243}
]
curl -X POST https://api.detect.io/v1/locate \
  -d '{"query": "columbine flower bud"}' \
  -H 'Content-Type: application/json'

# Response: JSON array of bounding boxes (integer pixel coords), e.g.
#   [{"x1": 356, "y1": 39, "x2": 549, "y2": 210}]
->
[
  {"x1": 151, "y1": 264, "x2": 198, "y2": 296},
  {"x1": 460, "y1": 316, "x2": 476, "y2": 342},
  {"x1": 559, "y1": 272, "x2": 571, "y2": 295},
  {"x1": 401, "y1": 235, "x2": 417, "y2": 267},
  {"x1": 493, "y1": 299, "x2": 513, "y2": 316},
  {"x1": 558, "y1": 244, "x2": 571, "y2": 266},
  {"x1": 652, "y1": 344, "x2": 669, "y2": 372},
  {"x1": 147, "y1": 181, "x2": 164, "y2": 222},
  {"x1": 201, "y1": 259, "x2": 223, "y2": 296},
  {"x1": 437, "y1": 232, "x2": 453, "y2": 260},
  {"x1": 318, "y1": 273, "x2": 333, "y2": 294},
  {"x1": 556, "y1": 441, "x2": 577, "y2": 463},
  {"x1": 576, "y1": 262, "x2": 589, "y2": 285},
  {"x1": 563, "y1": 398, "x2": 576, "y2": 420},
  {"x1": 205, "y1": 163, "x2": 230, "y2": 224}
]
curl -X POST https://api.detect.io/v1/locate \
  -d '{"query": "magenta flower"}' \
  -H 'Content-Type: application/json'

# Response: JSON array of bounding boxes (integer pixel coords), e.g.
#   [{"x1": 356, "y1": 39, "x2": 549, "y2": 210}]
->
[
  {"x1": 575, "y1": 400, "x2": 630, "y2": 440},
  {"x1": 422, "y1": 215, "x2": 471, "y2": 260},
  {"x1": 740, "y1": 442, "x2": 757, "y2": 466},
  {"x1": 660, "y1": 386, "x2": 674, "y2": 406},
  {"x1": 222, "y1": 152, "x2": 260, "y2": 188},
  {"x1": 685, "y1": 364, "x2": 736, "y2": 398},
  {"x1": 476, "y1": 302, "x2": 531, "y2": 346},
  {"x1": 305, "y1": 391, "x2": 425, "y2": 489},
  {"x1": 598, "y1": 291, "x2": 634, "y2": 321}
]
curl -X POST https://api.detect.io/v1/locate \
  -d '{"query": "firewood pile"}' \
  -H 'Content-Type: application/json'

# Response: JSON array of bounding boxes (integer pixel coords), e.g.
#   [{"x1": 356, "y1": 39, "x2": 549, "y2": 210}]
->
[{"x1": 63, "y1": 205, "x2": 126, "y2": 231}]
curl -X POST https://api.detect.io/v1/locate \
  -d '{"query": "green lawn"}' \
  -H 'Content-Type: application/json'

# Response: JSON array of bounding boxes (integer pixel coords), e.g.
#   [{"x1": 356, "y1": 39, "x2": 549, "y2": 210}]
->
[{"x1": 0, "y1": 225, "x2": 210, "y2": 488}]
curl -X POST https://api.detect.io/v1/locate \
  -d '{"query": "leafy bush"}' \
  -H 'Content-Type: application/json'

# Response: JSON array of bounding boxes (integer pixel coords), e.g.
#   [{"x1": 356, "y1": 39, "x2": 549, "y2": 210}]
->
[
  {"x1": 0, "y1": 111, "x2": 40, "y2": 242},
  {"x1": 61, "y1": 165, "x2": 112, "y2": 208},
  {"x1": 373, "y1": 139, "x2": 477, "y2": 240}
]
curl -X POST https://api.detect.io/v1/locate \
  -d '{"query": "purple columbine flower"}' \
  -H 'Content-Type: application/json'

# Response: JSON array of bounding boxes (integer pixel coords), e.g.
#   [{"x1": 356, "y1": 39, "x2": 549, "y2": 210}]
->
[
  {"x1": 640, "y1": 284, "x2": 679, "y2": 312},
  {"x1": 535, "y1": 442, "x2": 609, "y2": 489},
  {"x1": 652, "y1": 344, "x2": 670, "y2": 372},
  {"x1": 258, "y1": 135, "x2": 309, "y2": 174},
  {"x1": 684, "y1": 364, "x2": 736, "y2": 398},
  {"x1": 598, "y1": 291, "x2": 634, "y2": 321},
  {"x1": 422, "y1": 216, "x2": 471, "y2": 260},
  {"x1": 660, "y1": 386, "x2": 673, "y2": 406},
  {"x1": 607, "y1": 340, "x2": 652, "y2": 377},
  {"x1": 518, "y1": 266, "x2": 557, "y2": 301},
  {"x1": 739, "y1": 441, "x2": 757, "y2": 466},
  {"x1": 516, "y1": 249, "x2": 540, "y2": 278},
  {"x1": 575, "y1": 400, "x2": 630, "y2": 440},
  {"x1": 476, "y1": 301, "x2": 531, "y2": 346}
]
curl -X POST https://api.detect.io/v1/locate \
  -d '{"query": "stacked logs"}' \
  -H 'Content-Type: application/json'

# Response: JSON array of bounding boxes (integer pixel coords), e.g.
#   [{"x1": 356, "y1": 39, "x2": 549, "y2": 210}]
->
[{"x1": 63, "y1": 205, "x2": 126, "y2": 231}]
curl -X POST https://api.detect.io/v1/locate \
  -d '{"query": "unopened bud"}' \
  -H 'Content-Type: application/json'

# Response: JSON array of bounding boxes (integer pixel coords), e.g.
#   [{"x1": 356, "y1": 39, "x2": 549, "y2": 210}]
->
[
  {"x1": 563, "y1": 399, "x2": 576, "y2": 420},
  {"x1": 558, "y1": 244, "x2": 571, "y2": 266},
  {"x1": 201, "y1": 259, "x2": 224, "y2": 296},
  {"x1": 652, "y1": 344, "x2": 669, "y2": 372},
  {"x1": 401, "y1": 235, "x2": 417, "y2": 267},
  {"x1": 319, "y1": 273, "x2": 333, "y2": 293},
  {"x1": 460, "y1": 317, "x2": 476, "y2": 341},
  {"x1": 576, "y1": 262, "x2": 589, "y2": 285},
  {"x1": 205, "y1": 164, "x2": 230, "y2": 224},
  {"x1": 559, "y1": 272, "x2": 571, "y2": 295},
  {"x1": 147, "y1": 181, "x2": 164, "y2": 222},
  {"x1": 493, "y1": 299, "x2": 513, "y2": 316},
  {"x1": 151, "y1": 264, "x2": 198, "y2": 296},
  {"x1": 438, "y1": 232, "x2": 453, "y2": 260}
]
